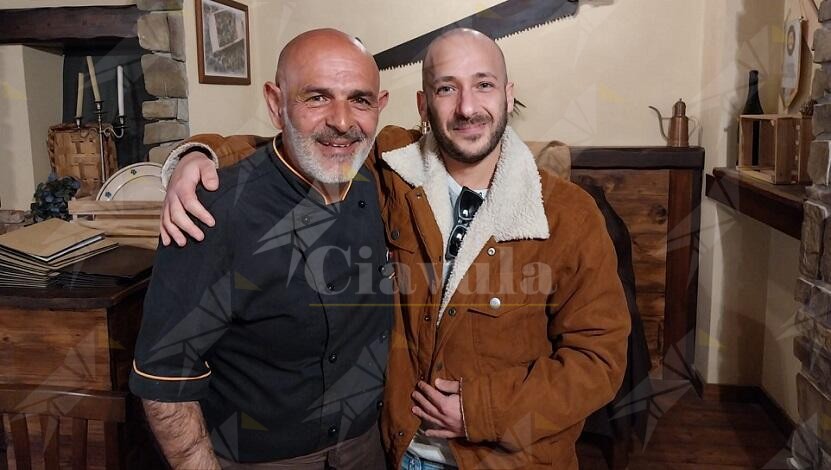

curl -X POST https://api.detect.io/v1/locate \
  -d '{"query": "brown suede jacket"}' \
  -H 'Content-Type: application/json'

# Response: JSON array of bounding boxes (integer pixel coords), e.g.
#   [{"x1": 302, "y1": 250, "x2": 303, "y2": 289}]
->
[{"x1": 166, "y1": 125, "x2": 630, "y2": 469}]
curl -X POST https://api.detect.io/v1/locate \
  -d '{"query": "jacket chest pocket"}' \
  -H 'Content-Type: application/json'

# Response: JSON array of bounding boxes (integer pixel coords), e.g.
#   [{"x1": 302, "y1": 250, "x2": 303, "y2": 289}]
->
[
  {"x1": 467, "y1": 294, "x2": 552, "y2": 370},
  {"x1": 382, "y1": 197, "x2": 423, "y2": 300},
  {"x1": 383, "y1": 195, "x2": 417, "y2": 253}
]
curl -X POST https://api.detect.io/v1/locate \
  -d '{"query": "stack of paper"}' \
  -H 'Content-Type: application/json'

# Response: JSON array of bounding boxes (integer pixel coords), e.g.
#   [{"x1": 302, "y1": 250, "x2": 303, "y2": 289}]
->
[
  {"x1": 57, "y1": 245, "x2": 155, "y2": 288},
  {"x1": 0, "y1": 218, "x2": 117, "y2": 288}
]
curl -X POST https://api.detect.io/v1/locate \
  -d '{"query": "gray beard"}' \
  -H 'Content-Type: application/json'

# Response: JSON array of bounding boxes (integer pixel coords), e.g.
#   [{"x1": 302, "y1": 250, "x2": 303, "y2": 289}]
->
[{"x1": 281, "y1": 115, "x2": 371, "y2": 184}]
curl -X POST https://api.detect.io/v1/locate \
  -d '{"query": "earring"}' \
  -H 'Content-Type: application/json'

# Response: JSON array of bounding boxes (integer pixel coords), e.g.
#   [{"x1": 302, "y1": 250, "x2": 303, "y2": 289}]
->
[{"x1": 419, "y1": 121, "x2": 431, "y2": 134}]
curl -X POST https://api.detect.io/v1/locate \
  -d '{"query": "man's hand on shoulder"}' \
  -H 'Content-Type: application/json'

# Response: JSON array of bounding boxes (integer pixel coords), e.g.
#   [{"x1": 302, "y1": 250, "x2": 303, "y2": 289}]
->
[{"x1": 161, "y1": 151, "x2": 220, "y2": 247}]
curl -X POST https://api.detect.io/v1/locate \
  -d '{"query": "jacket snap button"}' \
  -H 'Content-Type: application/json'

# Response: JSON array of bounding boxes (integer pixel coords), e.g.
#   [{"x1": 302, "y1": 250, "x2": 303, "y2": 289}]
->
[
  {"x1": 487, "y1": 247, "x2": 496, "y2": 256},
  {"x1": 391, "y1": 229, "x2": 400, "y2": 240},
  {"x1": 423, "y1": 313, "x2": 431, "y2": 322},
  {"x1": 301, "y1": 215, "x2": 311, "y2": 225},
  {"x1": 489, "y1": 297, "x2": 501, "y2": 310},
  {"x1": 359, "y1": 200, "x2": 367, "y2": 208},
  {"x1": 447, "y1": 307, "x2": 456, "y2": 317},
  {"x1": 398, "y1": 431, "x2": 405, "y2": 437}
]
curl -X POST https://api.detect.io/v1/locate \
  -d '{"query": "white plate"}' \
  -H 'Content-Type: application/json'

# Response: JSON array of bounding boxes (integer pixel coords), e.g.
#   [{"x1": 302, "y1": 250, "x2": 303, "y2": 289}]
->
[{"x1": 96, "y1": 162, "x2": 165, "y2": 201}]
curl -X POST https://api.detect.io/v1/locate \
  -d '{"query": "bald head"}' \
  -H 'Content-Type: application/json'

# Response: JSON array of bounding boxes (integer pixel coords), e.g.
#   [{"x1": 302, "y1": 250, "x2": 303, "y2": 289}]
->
[
  {"x1": 422, "y1": 28, "x2": 507, "y2": 89},
  {"x1": 416, "y1": 27, "x2": 514, "y2": 168},
  {"x1": 262, "y1": 28, "x2": 389, "y2": 185},
  {"x1": 276, "y1": 28, "x2": 377, "y2": 86}
]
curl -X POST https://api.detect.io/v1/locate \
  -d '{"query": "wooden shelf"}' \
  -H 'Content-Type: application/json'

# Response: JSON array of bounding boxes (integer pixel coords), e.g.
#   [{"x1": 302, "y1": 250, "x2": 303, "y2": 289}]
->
[{"x1": 705, "y1": 167, "x2": 806, "y2": 239}]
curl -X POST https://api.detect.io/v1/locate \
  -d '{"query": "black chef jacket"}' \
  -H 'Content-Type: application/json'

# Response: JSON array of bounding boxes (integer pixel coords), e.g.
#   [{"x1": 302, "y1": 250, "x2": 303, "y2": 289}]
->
[{"x1": 130, "y1": 137, "x2": 394, "y2": 463}]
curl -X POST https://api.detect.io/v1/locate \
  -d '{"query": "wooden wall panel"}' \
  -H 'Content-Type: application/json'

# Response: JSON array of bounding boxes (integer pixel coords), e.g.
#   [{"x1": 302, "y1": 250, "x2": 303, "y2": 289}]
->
[
  {"x1": 572, "y1": 169, "x2": 670, "y2": 369},
  {"x1": 664, "y1": 170, "x2": 701, "y2": 376},
  {"x1": 0, "y1": 308, "x2": 110, "y2": 390},
  {"x1": 631, "y1": 232, "x2": 668, "y2": 292},
  {"x1": 0, "y1": 6, "x2": 141, "y2": 45},
  {"x1": 637, "y1": 292, "x2": 666, "y2": 320},
  {"x1": 641, "y1": 317, "x2": 664, "y2": 369},
  {"x1": 573, "y1": 171, "x2": 669, "y2": 196}
]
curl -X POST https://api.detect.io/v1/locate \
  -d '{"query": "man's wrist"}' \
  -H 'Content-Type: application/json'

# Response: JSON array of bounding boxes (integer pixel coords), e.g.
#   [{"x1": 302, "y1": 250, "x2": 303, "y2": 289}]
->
[
  {"x1": 180, "y1": 150, "x2": 211, "y2": 163},
  {"x1": 161, "y1": 142, "x2": 221, "y2": 189}
]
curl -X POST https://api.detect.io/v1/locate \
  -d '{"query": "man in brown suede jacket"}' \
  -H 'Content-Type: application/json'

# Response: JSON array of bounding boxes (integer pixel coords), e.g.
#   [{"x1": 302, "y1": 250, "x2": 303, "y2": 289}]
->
[{"x1": 160, "y1": 28, "x2": 629, "y2": 469}]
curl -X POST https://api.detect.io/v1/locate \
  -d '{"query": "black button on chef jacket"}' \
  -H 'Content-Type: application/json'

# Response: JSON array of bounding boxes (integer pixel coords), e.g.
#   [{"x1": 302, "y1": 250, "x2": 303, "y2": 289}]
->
[{"x1": 130, "y1": 137, "x2": 394, "y2": 463}]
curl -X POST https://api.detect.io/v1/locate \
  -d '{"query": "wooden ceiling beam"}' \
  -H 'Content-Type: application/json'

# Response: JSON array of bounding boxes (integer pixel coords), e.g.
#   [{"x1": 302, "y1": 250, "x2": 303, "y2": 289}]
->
[{"x1": 0, "y1": 6, "x2": 141, "y2": 46}]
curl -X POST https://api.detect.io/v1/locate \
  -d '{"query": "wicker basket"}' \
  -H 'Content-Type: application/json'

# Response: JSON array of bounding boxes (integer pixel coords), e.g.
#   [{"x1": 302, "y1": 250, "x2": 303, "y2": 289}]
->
[{"x1": 47, "y1": 124, "x2": 118, "y2": 198}]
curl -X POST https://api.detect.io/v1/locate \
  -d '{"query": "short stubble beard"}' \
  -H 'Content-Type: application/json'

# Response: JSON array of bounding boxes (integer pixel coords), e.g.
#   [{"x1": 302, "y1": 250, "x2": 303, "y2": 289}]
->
[{"x1": 427, "y1": 100, "x2": 508, "y2": 165}]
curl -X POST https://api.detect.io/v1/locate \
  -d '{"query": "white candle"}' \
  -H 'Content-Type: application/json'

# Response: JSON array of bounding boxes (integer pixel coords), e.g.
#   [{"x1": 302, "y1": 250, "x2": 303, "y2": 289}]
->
[
  {"x1": 75, "y1": 72, "x2": 84, "y2": 118},
  {"x1": 86, "y1": 56, "x2": 100, "y2": 102},
  {"x1": 117, "y1": 65, "x2": 124, "y2": 116}
]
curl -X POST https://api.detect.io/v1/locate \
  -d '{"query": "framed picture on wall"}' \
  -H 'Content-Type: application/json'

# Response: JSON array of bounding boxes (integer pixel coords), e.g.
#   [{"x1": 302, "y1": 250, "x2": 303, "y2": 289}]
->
[{"x1": 195, "y1": 0, "x2": 251, "y2": 85}]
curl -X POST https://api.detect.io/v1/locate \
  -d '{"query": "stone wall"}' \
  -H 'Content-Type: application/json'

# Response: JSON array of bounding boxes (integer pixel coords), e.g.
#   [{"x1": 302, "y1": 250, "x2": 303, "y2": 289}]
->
[
  {"x1": 795, "y1": 2, "x2": 831, "y2": 467},
  {"x1": 136, "y1": 0, "x2": 188, "y2": 163}
]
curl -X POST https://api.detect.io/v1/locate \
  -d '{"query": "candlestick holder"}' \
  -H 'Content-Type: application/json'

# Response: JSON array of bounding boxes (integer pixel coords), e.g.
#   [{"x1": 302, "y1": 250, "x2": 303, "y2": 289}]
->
[{"x1": 92, "y1": 100, "x2": 127, "y2": 182}]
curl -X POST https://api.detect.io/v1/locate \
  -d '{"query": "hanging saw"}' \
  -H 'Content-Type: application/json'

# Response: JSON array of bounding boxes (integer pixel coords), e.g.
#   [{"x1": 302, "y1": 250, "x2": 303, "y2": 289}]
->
[{"x1": 373, "y1": 0, "x2": 579, "y2": 70}]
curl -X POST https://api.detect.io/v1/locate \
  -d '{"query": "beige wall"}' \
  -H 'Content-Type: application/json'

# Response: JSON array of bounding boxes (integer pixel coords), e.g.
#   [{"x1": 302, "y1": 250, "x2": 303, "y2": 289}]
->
[
  {"x1": 0, "y1": 45, "x2": 63, "y2": 211},
  {"x1": 23, "y1": 47, "x2": 64, "y2": 188},
  {"x1": 183, "y1": 0, "x2": 267, "y2": 136},
  {"x1": 694, "y1": 0, "x2": 815, "y2": 421},
  {"x1": 191, "y1": 0, "x2": 707, "y2": 144},
  {"x1": 762, "y1": 227, "x2": 802, "y2": 420},
  {"x1": 0, "y1": 46, "x2": 35, "y2": 210}
]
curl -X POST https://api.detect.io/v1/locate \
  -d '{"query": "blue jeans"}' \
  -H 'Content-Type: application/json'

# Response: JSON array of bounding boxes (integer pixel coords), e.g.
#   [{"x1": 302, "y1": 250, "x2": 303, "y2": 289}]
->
[{"x1": 400, "y1": 451, "x2": 456, "y2": 470}]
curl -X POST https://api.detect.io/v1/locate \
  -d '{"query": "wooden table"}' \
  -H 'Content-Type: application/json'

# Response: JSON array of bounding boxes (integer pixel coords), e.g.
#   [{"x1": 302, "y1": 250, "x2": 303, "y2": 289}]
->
[{"x1": 0, "y1": 277, "x2": 166, "y2": 468}]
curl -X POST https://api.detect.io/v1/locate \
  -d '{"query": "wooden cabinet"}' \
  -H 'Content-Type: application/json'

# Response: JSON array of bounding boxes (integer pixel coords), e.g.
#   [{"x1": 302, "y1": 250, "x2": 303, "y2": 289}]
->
[
  {"x1": 0, "y1": 280, "x2": 148, "y2": 391},
  {"x1": 569, "y1": 147, "x2": 704, "y2": 378}
]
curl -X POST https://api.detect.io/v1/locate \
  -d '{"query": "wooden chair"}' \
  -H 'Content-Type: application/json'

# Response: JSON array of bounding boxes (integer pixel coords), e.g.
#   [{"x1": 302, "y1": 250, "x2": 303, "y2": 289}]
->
[{"x1": 0, "y1": 384, "x2": 126, "y2": 470}]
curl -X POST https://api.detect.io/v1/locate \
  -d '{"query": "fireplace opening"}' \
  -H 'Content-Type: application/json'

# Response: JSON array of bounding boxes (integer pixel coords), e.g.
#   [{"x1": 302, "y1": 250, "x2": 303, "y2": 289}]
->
[{"x1": 63, "y1": 38, "x2": 151, "y2": 168}]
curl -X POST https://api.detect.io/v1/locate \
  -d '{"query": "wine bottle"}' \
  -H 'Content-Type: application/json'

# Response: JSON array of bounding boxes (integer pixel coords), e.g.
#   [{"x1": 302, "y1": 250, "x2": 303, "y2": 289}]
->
[{"x1": 742, "y1": 70, "x2": 765, "y2": 166}]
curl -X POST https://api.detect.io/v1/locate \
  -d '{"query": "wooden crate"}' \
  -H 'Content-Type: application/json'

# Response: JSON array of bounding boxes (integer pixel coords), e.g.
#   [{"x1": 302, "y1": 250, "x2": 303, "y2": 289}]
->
[
  {"x1": 737, "y1": 114, "x2": 808, "y2": 184},
  {"x1": 47, "y1": 124, "x2": 117, "y2": 198},
  {"x1": 69, "y1": 198, "x2": 161, "y2": 250}
]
